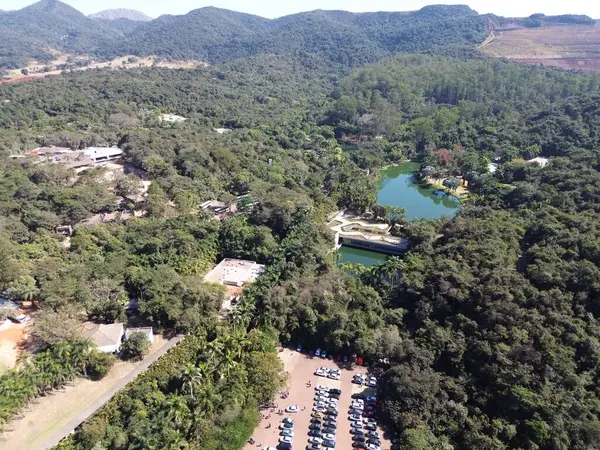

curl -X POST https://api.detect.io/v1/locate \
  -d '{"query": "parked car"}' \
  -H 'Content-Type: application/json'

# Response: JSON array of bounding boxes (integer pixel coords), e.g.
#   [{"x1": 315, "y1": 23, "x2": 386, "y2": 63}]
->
[
  {"x1": 311, "y1": 418, "x2": 322, "y2": 424},
  {"x1": 313, "y1": 406, "x2": 326, "y2": 413},
  {"x1": 351, "y1": 428, "x2": 364, "y2": 435},
  {"x1": 323, "y1": 433, "x2": 336, "y2": 441},
  {"x1": 352, "y1": 443, "x2": 366, "y2": 449},
  {"x1": 296, "y1": 344, "x2": 302, "y2": 352},
  {"x1": 321, "y1": 350, "x2": 327, "y2": 358},
  {"x1": 324, "y1": 419, "x2": 338, "y2": 427},
  {"x1": 343, "y1": 356, "x2": 349, "y2": 363},
  {"x1": 353, "y1": 436, "x2": 367, "y2": 443},
  {"x1": 329, "y1": 388, "x2": 342, "y2": 395},
  {"x1": 323, "y1": 439, "x2": 335, "y2": 448},
  {"x1": 280, "y1": 422, "x2": 293, "y2": 429},
  {"x1": 349, "y1": 414, "x2": 362, "y2": 422},
  {"x1": 365, "y1": 423, "x2": 377, "y2": 431},
  {"x1": 311, "y1": 412, "x2": 323, "y2": 419},
  {"x1": 327, "y1": 372, "x2": 340, "y2": 380},
  {"x1": 366, "y1": 431, "x2": 380, "y2": 439},
  {"x1": 315, "y1": 385, "x2": 328, "y2": 391},
  {"x1": 351, "y1": 421, "x2": 363, "y2": 429},
  {"x1": 326, "y1": 409, "x2": 338, "y2": 416},
  {"x1": 308, "y1": 430, "x2": 323, "y2": 438},
  {"x1": 315, "y1": 348, "x2": 321, "y2": 357},
  {"x1": 285, "y1": 405, "x2": 299, "y2": 413},
  {"x1": 279, "y1": 436, "x2": 293, "y2": 444},
  {"x1": 323, "y1": 427, "x2": 336, "y2": 435},
  {"x1": 306, "y1": 444, "x2": 320, "y2": 450},
  {"x1": 352, "y1": 393, "x2": 365, "y2": 399},
  {"x1": 309, "y1": 437, "x2": 323, "y2": 445},
  {"x1": 281, "y1": 429, "x2": 294, "y2": 438},
  {"x1": 366, "y1": 396, "x2": 377, "y2": 402},
  {"x1": 367, "y1": 439, "x2": 381, "y2": 447},
  {"x1": 282, "y1": 418, "x2": 294, "y2": 425},
  {"x1": 366, "y1": 444, "x2": 380, "y2": 450},
  {"x1": 315, "y1": 368, "x2": 328, "y2": 377}
]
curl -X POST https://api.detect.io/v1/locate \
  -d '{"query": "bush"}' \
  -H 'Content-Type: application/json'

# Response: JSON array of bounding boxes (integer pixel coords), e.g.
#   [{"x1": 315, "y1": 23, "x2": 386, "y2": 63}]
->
[
  {"x1": 120, "y1": 331, "x2": 150, "y2": 361},
  {"x1": 86, "y1": 350, "x2": 116, "y2": 380}
]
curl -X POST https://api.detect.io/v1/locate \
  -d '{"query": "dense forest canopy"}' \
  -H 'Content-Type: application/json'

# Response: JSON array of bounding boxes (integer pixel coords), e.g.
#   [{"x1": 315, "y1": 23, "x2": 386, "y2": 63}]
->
[{"x1": 1, "y1": 4, "x2": 600, "y2": 448}]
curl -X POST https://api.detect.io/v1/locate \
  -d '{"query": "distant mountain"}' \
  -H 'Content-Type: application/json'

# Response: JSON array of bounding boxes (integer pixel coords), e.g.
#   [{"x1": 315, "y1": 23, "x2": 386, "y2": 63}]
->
[
  {"x1": 89, "y1": 9, "x2": 152, "y2": 22},
  {"x1": 98, "y1": 5, "x2": 490, "y2": 65},
  {"x1": 0, "y1": 0, "x2": 121, "y2": 68},
  {"x1": 1, "y1": 1, "x2": 597, "y2": 72}
]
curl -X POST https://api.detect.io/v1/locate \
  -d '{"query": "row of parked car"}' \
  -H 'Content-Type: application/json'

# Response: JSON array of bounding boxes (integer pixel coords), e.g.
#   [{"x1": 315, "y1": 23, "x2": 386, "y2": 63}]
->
[
  {"x1": 315, "y1": 367, "x2": 341, "y2": 380},
  {"x1": 352, "y1": 373, "x2": 377, "y2": 388},
  {"x1": 348, "y1": 392, "x2": 381, "y2": 450},
  {"x1": 306, "y1": 385, "x2": 343, "y2": 449}
]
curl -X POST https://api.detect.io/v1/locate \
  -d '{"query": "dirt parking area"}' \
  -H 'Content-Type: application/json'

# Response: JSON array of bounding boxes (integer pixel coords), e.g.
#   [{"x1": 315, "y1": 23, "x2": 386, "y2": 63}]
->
[
  {"x1": 244, "y1": 349, "x2": 391, "y2": 450},
  {"x1": 0, "y1": 320, "x2": 29, "y2": 375}
]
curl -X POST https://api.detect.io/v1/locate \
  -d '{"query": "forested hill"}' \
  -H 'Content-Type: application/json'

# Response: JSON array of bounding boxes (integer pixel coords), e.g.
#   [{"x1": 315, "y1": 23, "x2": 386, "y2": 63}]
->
[
  {"x1": 0, "y1": 0, "x2": 121, "y2": 68},
  {"x1": 104, "y1": 5, "x2": 490, "y2": 65},
  {"x1": 0, "y1": 2, "x2": 492, "y2": 68}
]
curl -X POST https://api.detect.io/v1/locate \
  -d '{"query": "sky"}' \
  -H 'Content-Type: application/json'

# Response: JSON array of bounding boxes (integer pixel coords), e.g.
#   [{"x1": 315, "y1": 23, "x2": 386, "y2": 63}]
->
[{"x1": 2, "y1": 0, "x2": 599, "y2": 19}]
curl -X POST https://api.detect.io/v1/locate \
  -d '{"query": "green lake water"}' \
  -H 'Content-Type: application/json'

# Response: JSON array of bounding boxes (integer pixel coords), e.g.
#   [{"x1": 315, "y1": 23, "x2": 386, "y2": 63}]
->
[
  {"x1": 337, "y1": 246, "x2": 388, "y2": 267},
  {"x1": 377, "y1": 162, "x2": 461, "y2": 220},
  {"x1": 337, "y1": 161, "x2": 461, "y2": 266}
]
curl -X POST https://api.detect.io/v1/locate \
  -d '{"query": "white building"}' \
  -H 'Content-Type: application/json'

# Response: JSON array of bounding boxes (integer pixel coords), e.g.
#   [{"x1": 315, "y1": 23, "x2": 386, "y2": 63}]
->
[
  {"x1": 81, "y1": 322, "x2": 124, "y2": 353},
  {"x1": 125, "y1": 327, "x2": 155, "y2": 344}
]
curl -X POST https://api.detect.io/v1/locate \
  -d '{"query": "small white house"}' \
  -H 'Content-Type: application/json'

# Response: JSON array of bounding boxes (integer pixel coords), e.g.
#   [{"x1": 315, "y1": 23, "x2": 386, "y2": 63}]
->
[
  {"x1": 81, "y1": 322, "x2": 124, "y2": 353},
  {"x1": 125, "y1": 327, "x2": 154, "y2": 344}
]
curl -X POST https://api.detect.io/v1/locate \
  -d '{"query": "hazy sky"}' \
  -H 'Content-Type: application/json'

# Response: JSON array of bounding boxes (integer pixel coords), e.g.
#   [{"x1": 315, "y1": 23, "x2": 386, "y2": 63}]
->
[{"x1": 3, "y1": 0, "x2": 599, "y2": 19}]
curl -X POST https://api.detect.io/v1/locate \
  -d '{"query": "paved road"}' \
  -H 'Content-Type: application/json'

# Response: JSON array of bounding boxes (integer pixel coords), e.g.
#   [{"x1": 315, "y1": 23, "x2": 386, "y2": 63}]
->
[{"x1": 39, "y1": 334, "x2": 185, "y2": 450}]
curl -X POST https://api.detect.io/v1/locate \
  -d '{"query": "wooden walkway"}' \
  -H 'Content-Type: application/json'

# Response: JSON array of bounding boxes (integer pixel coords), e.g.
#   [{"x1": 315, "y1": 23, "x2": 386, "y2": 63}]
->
[{"x1": 39, "y1": 335, "x2": 185, "y2": 449}]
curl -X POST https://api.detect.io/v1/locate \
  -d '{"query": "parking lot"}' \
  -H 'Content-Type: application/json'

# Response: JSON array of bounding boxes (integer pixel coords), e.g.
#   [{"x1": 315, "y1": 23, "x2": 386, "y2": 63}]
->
[{"x1": 244, "y1": 349, "x2": 390, "y2": 450}]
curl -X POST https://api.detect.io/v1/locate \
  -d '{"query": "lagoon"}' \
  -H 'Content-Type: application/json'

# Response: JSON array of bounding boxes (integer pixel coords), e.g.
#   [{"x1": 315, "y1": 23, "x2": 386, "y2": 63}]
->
[
  {"x1": 337, "y1": 161, "x2": 461, "y2": 266},
  {"x1": 377, "y1": 162, "x2": 461, "y2": 220}
]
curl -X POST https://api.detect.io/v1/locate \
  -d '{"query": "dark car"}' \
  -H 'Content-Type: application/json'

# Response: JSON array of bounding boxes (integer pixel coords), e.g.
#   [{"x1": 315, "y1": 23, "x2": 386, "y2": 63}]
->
[
  {"x1": 329, "y1": 388, "x2": 342, "y2": 395},
  {"x1": 311, "y1": 418, "x2": 322, "y2": 424},
  {"x1": 328, "y1": 393, "x2": 340, "y2": 400},
  {"x1": 351, "y1": 428, "x2": 365, "y2": 436},
  {"x1": 367, "y1": 431, "x2": 380, "y2": 439},
  {"x1": 353, "y1": 436, "x2": 367, "y2": 443},
  {"x1": 368, "y1": 439, "x2": 381, "y2": 447},
  {"x1": 352, "y1": 443, "x2": 366, "y2": 449},
  {"x1": 323, "y1": 439, "x2": 336, "y2": 448},
  {"x1": 308, "y1": 430, "x2": 322, "y2": 438},
  {"x1": 277, "y1": 443, "x2": 292, "y2": 450},
  {"x1": 309, "y1": 423, "x2": 321, "y2": 430},
  {"x1": 365, "y1": 405, "x2": 376, "y2": 411},
  {"x1": 352, "y1": 393, "x2": 365, "y2": 399},
  {"x1": 326, "y1": 409, "x2": 338, "y2": 416},
  {"x1": 324, "y1": 420, "x2": 338, "y2": 428},
  {"x1": 307, "y1": 445, "x2": 320, "y2": 450},
  {"x1": 365, "y1": 424, "x2": 377, "y2": 431},
  {"x1": 323, "y1": 427, "x2": 337, "y2": 435}
]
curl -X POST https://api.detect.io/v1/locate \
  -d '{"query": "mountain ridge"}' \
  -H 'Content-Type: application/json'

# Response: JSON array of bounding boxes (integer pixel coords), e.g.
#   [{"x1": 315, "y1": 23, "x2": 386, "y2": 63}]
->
[
  {"x1": 89, "y1": 8, "x2": 152, "y2": 21},
  {"x1": 0, "y1": 1, "x2": 597, "y2": 71}
]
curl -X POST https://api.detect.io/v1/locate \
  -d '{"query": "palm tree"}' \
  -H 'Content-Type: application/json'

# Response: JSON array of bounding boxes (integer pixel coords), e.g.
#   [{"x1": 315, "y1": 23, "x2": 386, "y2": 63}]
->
[
  {"x1": 195, "y1": 384, "x2": 222, "y2": 417},
  {"x1": 180, "y1": 363, "x2": 204, "y2": 400}
]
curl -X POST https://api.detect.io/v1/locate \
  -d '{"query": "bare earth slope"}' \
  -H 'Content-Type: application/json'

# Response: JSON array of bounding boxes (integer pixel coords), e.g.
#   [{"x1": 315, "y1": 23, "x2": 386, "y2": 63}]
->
[{"x1": 482, "y1": 22, "x2": 600, "y2": 71}]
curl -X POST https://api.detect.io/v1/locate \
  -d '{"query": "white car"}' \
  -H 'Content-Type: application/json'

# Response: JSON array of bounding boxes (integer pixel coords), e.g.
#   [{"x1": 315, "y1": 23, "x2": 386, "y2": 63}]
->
[
  {"x1": 323, "y1": 433, "x2": 336, "y2": 441},
  {"x1": 367, "y1": 379, "x2": 377, "y2": 387},
  {"x1": 350, "y1": 414, "x2": 362, "y2": 421},
  {"x1": 327, "y1": 399, "x2": 339, "y2": 406},
  {"x1": 279, "y1": 436, "x2": 293, "y2": 444},
  {"x1": 327, "y1": 372, "x2": 340, "y2": 380},
  {"x1": 315, "y1": 395, "x2": 328, "y2": 402},
  {"x1": 315, "y1": 385, "x2": 328, "y2": 391},
  {"x1": 285, "y1": 405, "x2": 299, "y2": 413},
  {"x1": 315, "y1": 368, "x2": 328, "y2": 377},
  {"x1": 309, "y1": 437, "x2": 323, "y2": 445},
  {"x1": 313, "y1": 406, "x2": 326, "y2": 413},
  {"x1": 281, "y1": 429, "x2": 294, "y2": 437},
  {"x1": 314, "y1": 401, "x2": 326, "y2": 408},
  {"x1": 263, "y1": 447, "x2": 277, "y2": 450},
  {"x1": 366, "y1": 445, "x2": 380, "y2": 450}
]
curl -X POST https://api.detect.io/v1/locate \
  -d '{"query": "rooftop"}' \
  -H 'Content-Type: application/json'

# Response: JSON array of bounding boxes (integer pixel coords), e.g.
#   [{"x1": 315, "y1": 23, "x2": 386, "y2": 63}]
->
[
  {"x1": 81, "y1": 322, "x2": 124, "y2": 348},
  {"x1": 203, "y1": 258, "x2": 266, "y2": 289}
]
